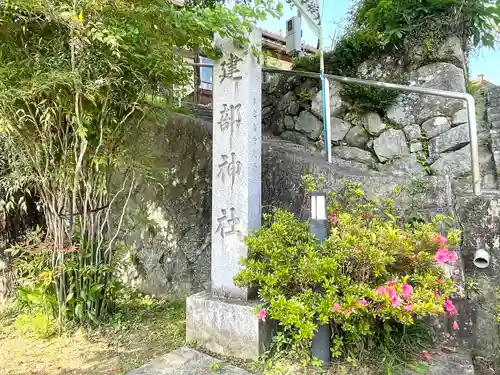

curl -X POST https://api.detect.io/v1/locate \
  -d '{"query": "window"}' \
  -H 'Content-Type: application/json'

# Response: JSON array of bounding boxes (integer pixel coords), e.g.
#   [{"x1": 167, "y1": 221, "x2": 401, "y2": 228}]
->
[{"x1": 199, "y1": 56, "x2": 213, "y2": 90}]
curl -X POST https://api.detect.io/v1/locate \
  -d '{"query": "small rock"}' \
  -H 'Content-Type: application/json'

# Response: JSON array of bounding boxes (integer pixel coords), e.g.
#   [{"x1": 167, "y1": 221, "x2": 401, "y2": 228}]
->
[
  {"x1": 380, "y1": 154, "x2": 427, "y2": 177},
  {"x1": 345, "y1": 126, "x2": 370, "y2": 149},
  {"x1": 444, "y1": 100, "x2": 466, "y2": 115},
  {"x1": 267, "y1": 76, "x2": 280, "y2": 94},
  {"x1": 285, "y1": 76, "x2": 300, "y2": 90},
  {"x1": 274, "y1": 117, "x2": 285, "y2": 134},
  {"x1": 332, "y1": 146, "x2": 376, "y2": 165},
  {"x1": 429, "y1": 123, "x2": 470, "y2": 157},
  {"x1": 436, "y1": 36, "x2": 466, "y2": 68},
  {"x1": 262, "y1": 106, "x2": 273, "y2": 120},
  {"x1": 262, "y1": 94, "x2": 273, "y2": 107},
  {"x1": 407, "y1": 352, "x2": 475, "y2": 375},
  {"x1": 311, "y1": 81, "x2": 345, "y2": 119},
  {"x1": 487, "y1": 109, "x2": 500, "y2": 123},
  {"x1": 284, "y1": 116, "x2": 295, "y2": 130},
  {"x1": 295, "y1": 111, "x2": 323, "y2": 140},
  {"x1": 280, "y1": 131, "x2": 313, "y2": 149},
  {"x1": 356, "y1": 55, "x2": 403, "y2": 81},
  {"x1": 294, "y1": 79, "x2": 319, "y2": 98},
  {"x1": 403, "y1": 124, "x2": 422, "y2": 141},
  {"x1": 422, "y1": 117, "x2": 451, "y2": 138},
  {"x1": 451, "y1": 109, "x2": 468, "y2": 126},
  {"x1": 330, "y1": 117, "x2": 352, "y2": 142},
  {"x1": 410, "y1": 142, "x2": 423, "y2": 153},
  {"x1": 366, "y1": 138, "x2": 374, "y2": 149},
  {"x1": 431, "y1": 144, "x2": 472, "y2": 176},
  {"x1": 386, "y1": 94, "x2": 416, "y2": 128},
  {"x1": 374, "y1": 129, "x2": 410, "y2": 162},
  {"x1": 278, "y1": 92, "x2": 297, "y2": 112},
  {"x1": 363, "y1": 112, "x2": 387, "y2": 135},
  {"x1": 286, "y1": 101, "x2": 300, "y2": 116},
  {"x1": 483, "y1": 173, "x2": 497, "y2": 190}
]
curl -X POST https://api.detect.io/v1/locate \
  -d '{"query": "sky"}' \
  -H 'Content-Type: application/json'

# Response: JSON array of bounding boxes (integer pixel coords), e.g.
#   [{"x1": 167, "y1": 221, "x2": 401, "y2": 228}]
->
[{"x1": 260, "y1": 0, "x2": 500, "y2": 84}]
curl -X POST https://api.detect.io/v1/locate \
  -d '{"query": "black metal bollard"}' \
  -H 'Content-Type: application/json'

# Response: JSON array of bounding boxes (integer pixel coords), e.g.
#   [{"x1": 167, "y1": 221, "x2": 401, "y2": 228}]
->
[
  {"x1": 309, "y1": 192, "x2": 331, "y2": 367},
  {"x1": 312, "y1": 323, "x2": 331, "y2": 366}
]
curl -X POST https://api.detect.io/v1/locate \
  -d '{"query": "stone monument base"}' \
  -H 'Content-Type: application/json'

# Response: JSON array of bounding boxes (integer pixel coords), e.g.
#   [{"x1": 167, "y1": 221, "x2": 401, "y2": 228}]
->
[{"x1": 186, "y1": 291, "x2": 273, "y2": 360}]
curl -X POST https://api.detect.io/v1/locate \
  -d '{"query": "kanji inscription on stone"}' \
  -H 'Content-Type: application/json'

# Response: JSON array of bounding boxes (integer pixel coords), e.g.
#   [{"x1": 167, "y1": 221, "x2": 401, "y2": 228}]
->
[
  {"x1": 215, "y1": 208, "x2": 241, "y2": 239},
  {"x1": 217, "y1": 152, "x2": 242, "y2": 187},
  {"x1": 218, "y1": 103, "x2": 241, "y2": 145},
  {"x1": 219, "y1": 53, "x2": 243, "y2": 83}
]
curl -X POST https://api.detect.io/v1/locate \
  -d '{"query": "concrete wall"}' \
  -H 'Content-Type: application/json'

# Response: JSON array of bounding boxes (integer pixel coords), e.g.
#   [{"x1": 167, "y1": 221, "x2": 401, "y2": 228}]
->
[{"x1": 456, "y1": 195, "x2": 500, "y2": 360}]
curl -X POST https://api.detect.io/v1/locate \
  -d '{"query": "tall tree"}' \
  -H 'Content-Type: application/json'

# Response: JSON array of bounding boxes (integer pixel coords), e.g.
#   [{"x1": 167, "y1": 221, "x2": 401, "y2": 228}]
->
[{"x1": 0, "y1": 0, "x2": 280, "y2": 323}]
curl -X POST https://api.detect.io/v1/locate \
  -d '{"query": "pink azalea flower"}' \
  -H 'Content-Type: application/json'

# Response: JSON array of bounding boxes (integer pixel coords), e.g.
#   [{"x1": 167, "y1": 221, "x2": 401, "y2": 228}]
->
[
  {"x1": 444, "y1": 299, "x2": 457, "y2": 316},
  {"x1": 376, "y1": 286, "x2": 388, "y2": 296},
  {"x1": 423, "y1": 352, "x2": 432, "y2": 361},
  {"x1": 437, "y1": 279, "x2": 444, "y2": 285},
  {"x1": 332, "y1": 303, "x2": 341, "y2": 312},
  {"x1": 399, "y1": 232, "x2": 408, "y2": 240},
  {"x1": 452, "y1": 321, "x2": 459, "y2": 330},
  {"x1": 403, "y1": 304, "x2": 413, "y2": 312},
  {"x1": 328, "y1": 215, "x2": 338, "y2": 225},
  {"x1": 434, "y1": 290, "x2": 440, "y2": 298},
  {"x1": 435, "y1": 248, "x2": 449, "y2": 264},
  {"x1": 257, "y1": 308, "x2": 267, "y2": 322},
  {"x1": 358, "y1": 299, "x2": 367, "y2": 307},
  {"x1": 385, "y1": 280, "x2": 397, "y2": 286},
  {"x1": 433, "y1": 234, "x2": 447, "y2": 245},
  {"x1": 402, "y1": 284, "x2": 413, "y2": 299},
  {"x1": 387, "y1": 287, "x2": 397, "y2": 298},
  {"x1": 447, "y1": 251, "x2": 457, "y2": 264},
  {"x1": 390, "y1": 294, "x2": 402, "y2": 307}
]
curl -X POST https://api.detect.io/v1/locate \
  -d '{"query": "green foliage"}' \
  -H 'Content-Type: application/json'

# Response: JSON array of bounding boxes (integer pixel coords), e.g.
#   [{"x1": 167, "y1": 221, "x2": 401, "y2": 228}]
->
[
  {"x1": 14, "y1": 312, "x2": 57, "y2": 339},
  {"x1": 235, "y1": 181, "x2": 461, "y2": 366},
  {"x1": 184, "y1": 0, "x2": 252, "y2": 8},
  {"x1": 210, "y1": 361, "x2": 223, "y2": 373},
  {"x1": 353, "y1": 0, "x2": 500, "y2": 49},
  {"x1": 465, "y1": 276, "x2": 480, "y2": 294},
  {"x1": 9, "y1": 229, "x2": 122, "y2": 326},
  {"x1": 297, "y1": 90, "x2": 313, "y2": 101},
  {"x1": 341, "y1": 84, "x2": 401, "y2": 115},
  {"x1": 496, "y1": 287, "x2": 500, "y2": 324},
  {"x1": 292, "y1": 0, "x2": 500, "y2": 112},
  {"x1": 467, "y1": 78, "x2": 486, "y2": 98}
]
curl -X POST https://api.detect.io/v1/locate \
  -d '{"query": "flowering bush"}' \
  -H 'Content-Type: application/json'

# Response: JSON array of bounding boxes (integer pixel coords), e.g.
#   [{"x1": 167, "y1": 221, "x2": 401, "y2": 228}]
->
[{"x1": 234, "y1": 181, "x2": 461, "y2": 360}]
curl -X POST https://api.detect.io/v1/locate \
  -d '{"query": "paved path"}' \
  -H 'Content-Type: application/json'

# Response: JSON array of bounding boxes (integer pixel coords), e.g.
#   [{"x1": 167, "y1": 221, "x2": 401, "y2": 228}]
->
[{"x1": 126, "y1": 347, "x2": 251, "y2": 375}]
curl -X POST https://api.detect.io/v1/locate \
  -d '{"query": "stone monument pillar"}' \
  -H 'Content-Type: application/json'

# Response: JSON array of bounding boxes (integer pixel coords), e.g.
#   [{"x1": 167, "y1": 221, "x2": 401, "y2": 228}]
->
[
  {"x1": 210, "y1": 29, "x2": 262, "y2": 300},
  {"x1": 186, "y1": 29, "x2": 271, "y2": 359}
]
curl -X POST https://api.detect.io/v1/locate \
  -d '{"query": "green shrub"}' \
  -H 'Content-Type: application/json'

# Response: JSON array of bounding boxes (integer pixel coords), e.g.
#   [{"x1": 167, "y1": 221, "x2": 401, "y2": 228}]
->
[
  {"x1": 9, "y1": 230, "x2": 123, "y2": 326},
  {"x1": 235, "y1": 181, "x2": 461, "y2": 363},
  {"x1": 341, "y1": 84, "x2": 401, "y2": 115}
]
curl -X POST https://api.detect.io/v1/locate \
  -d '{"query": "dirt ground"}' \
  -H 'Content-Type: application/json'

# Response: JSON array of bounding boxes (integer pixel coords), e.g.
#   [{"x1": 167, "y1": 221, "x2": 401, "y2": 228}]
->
[{"x1": 0, "y1": 299, "x2": 186, "y2": 375}]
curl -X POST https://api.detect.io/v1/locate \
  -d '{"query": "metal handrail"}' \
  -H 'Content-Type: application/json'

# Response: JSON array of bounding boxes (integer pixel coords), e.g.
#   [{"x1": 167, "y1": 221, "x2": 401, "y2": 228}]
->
[{"x1": 189, "y1": 63, "x2": 481, "y2": 196}]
